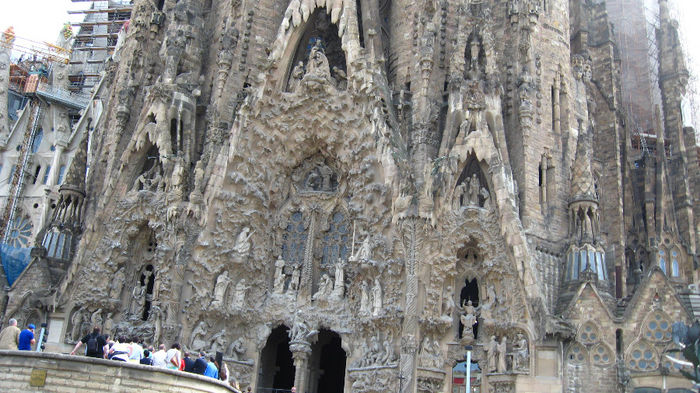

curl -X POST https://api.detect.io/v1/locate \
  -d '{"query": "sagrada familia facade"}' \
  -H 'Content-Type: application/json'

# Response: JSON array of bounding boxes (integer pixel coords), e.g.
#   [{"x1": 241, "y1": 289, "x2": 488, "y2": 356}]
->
[{"x1": 0, "y1": 0, "x2": 698, "y2": 392}]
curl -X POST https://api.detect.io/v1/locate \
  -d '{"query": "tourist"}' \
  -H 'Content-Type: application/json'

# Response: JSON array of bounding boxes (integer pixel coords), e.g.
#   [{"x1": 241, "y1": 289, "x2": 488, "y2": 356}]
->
[
  {"x1": 152, "y1": 344, "x2": 167, "y2": 368},
  {"x1": 165, "y1": 343, "x2": 182, "y2": 370},
  {"x1": 109, "y1": 336, "x2": 131, "y2": 362},
  {"x1": 140, "y1": 349, "x2": 154, "y2": 365},
  {"x1": 17, "y1": 323, "x2": 36, "y2": 351},
  {"x1": 204, "y1": 355, "x2": 219, "y2": 379},
  {"x1": 0, "y1": 318, "x2": 21, "y2": 350},
  {"x1": 103, "y1": 334, "x2": 113, "y2": 358},
  {"x1": 192, "y1": 351, "x2": 208, "y2": 374},
  {"x1": 70, "y1": 326, "x2": 107, "y2": 358},
  {"x1": 128, "y1": 336, "x2": 143, "y2": 363},
  {"x1": 183, "y1": 351, "x2": 196, "y2": 372}
]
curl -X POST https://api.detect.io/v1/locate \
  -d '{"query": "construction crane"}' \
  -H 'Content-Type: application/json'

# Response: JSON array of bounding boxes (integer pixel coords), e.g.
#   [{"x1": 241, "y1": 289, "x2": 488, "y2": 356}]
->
[{"x1": 0, "y1": 26, "x2": 72, "y2": 64}]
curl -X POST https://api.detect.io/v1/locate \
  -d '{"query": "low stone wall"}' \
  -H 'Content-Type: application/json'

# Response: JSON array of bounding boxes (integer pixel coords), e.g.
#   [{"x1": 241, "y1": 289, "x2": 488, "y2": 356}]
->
[{"x1": 0, "y1": 350, "x2": 238, "y2": 393}]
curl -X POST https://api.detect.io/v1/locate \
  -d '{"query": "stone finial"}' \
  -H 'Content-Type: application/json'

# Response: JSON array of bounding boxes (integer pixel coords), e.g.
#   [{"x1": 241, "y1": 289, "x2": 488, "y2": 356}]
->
[{"x1": 60, "y1": 131, "x2": 89, "y2": 193}]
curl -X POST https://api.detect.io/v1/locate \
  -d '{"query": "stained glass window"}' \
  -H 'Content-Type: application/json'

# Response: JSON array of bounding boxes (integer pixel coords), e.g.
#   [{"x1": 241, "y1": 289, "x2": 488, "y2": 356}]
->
[
  {"x1": 671, "y1": 250, "x2": 679, "y2": 277},
  {"x1": 321, "y1": 211, "x2": 349, "y2": 266},
  {"x1": 7, "y1": 216, "x2": 33, "y2": 248},
  {"x1": 658, "y1": 250, "x2": 666, "y2": 274},
  {"x1": 282, "y1": 211, "x2": 307, "y2": 265}
]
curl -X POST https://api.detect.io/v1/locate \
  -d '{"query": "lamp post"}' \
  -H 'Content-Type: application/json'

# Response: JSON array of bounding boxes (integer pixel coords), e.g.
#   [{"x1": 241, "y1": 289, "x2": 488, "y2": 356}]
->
[{"x1": 465, "y1": 345, "x2": 473, "y2": 393}]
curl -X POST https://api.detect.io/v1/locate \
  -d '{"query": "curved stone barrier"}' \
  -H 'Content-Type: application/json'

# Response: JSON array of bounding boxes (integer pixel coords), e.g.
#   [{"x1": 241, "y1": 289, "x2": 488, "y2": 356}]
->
[{"x1": 0, "y1": 350, "x2": 238, "y2": 392}]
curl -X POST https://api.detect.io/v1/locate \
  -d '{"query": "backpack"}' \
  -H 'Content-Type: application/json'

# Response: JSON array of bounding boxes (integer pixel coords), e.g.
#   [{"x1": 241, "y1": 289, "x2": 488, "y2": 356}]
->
[{"x1": 86, "y1": 335, "x2": 100, "y2": 355}]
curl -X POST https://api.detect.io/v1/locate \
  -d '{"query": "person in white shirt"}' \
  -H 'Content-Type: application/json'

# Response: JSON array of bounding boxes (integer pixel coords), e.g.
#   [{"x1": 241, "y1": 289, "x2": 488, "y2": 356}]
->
[
  {"x1": 165, "y1": 343, "x2": 182, "y2": 370},
  {"x1": 128, "y1": 336, "x2": 143, "y2": 363},
  {"x1": 152, "y1": 344, "x2": 168, "y2": 368},
  {"x1": 109, "y1": 336, "x2": 132, "y2": 362}
]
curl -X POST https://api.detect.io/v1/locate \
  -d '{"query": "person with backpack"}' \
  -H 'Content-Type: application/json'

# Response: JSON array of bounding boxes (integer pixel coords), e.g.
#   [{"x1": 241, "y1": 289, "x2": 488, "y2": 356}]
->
[{"x1": 70, "y1": 326, "x2": 107, "y2": 358}]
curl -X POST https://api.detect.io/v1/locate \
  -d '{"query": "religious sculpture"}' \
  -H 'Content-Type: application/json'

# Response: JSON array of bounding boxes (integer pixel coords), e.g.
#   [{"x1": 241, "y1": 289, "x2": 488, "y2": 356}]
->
[
  {"x1": 130, "y1": 282, "x2": 146, "y2": 316},
  {"x1": 360, "y1": 281, "x2": 370, "y2": 315},
  {"x1": 372, "y1": 278, "x2": 383, "y2": 316},
  {"x1": 312, "y1": 273, "x2": 333, "y2": 301},
  {"x1": 351, "y1": 236, "x2": 372, "y2": 262},
  {"x1": 228, "y1": 337, "x2": 246, "y2": 361},
  {"x1": 273, "y1": 256, "x2": 286, "y2": 294},
  {"x1": 232, "y1": 279, "x2": 247, "y2": 309},
  {"x1": 190, "y1": 321, "x2": 208, "y2": 352},
  {"x1": 441, "y1": 286, "x2": 455, "y2": 322},
  {"x1": 468, "y1": 173, "x2": 480, "y2": 206},
  {"x1": 70, "y1": 309, "x2": 83, "y2": 342},
  {"x1": 234, "y1": 227, "x2": 253, "y2": 255},
  {"x1": 90, "y1": 308, "x2": 103, "y2": 328},
  {"x1": 459, "y1": 300, "x2": 478, "y2": 341},
  {"x1": 211, "y1": 271, "x2": 230, "y2": 308},
  {"x1": 486, "y1": 335, "x2": 498, "y2": 372},
  {"x1": 513, "y1": 333, "x2": 529, "y2": 371},
  {"x1": 109, "y1": 268, "x2": 125, "y2": 299},
  {"x1": 289, "y1": 319, "x2": 318, "y2": 344},
  {"x1": 289, "y1": 61, "x2": 304, "y2": 92},
  {"x1": 210, "y1": 328, "x2": 226, "y2": 354},
  {"x1": 331, "y1": 258, "x2": 345, "y2": 299},
  {"x1": 288, "y1": 265, "x2": 300, "y2": 294},
  {"x1": 454, "y1": 182, "x2": 467, "y2": 211},
  {"x1": 497, "y1": 336, "x2": 508, "y2": 373}
]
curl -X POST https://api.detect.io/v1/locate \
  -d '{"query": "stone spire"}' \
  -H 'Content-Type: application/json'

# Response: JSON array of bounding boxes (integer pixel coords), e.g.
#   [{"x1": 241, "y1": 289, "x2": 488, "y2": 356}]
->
[
  {"x1": 570, "y1": 125, "x2": 597, "y2": 203},
  {"x1": 60, "y1": 131, "x2": 89, "y2": 194}
]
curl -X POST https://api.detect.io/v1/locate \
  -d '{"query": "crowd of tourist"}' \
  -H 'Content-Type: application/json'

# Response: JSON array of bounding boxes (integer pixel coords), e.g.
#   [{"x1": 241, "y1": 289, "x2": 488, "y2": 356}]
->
[
  {"x1": 0, "y1": 319, "x2": 242, "y2": 390},
  {"x1": 68, "y1": 326, "x2": 229, "y2": 381}
]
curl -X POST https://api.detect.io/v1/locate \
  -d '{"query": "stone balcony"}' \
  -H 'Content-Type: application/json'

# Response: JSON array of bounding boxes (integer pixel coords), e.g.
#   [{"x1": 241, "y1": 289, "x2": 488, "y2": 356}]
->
[{"x1": 0, "y1": 350, "x2": 239, "y2": 393}]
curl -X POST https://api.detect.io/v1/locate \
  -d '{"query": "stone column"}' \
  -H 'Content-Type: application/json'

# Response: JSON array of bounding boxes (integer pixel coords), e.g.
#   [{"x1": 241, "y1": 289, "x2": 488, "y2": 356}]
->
[
  {"x1": 49, "y1": 140, "x2": 68, "y2": 186},
  {"x1": 399, "y1": 218, "x2": 421, "y2": 393},
  {"x1": 291, "y1": 344, "x2": 312, "y2": 393}
]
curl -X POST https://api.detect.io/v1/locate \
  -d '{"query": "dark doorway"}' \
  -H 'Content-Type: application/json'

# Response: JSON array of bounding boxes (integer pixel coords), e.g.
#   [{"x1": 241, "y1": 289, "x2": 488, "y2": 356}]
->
[
  {"x1": 310, "y1": 329, "x2": 346, "y2": 393},
  {"x1": 459, "y1": 277, "x2": 479, "y2": 339},
  {"x1": 258, "y1": 326, "x2": 295, "y2": 391}
]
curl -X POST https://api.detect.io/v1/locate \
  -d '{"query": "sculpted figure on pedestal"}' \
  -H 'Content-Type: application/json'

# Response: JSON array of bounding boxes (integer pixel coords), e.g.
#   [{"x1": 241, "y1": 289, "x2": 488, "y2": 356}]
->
[
  {"x1": 372, "y1": 278, "x2": 383, "y2": 316},
  {"x1": 232, "y1": 279, "x2": 247, "y2": 310},
  {"x1": 110, "y1": 268, "x2": 125, "y2": 299},
  {"x1": 190, "y1": 321, "x2": 208, "y2": 351},
  {"x1": 312, "y1": 274, "x2": 333, "y2": 301},
  {"x1": 497, "y1": 336, "x2": 507, "y2": 373},
  {"x1": 486, "y1": 335, "x2": 497, "y2": 372},
  {"x1": 70, "y1": 309, "x2": 83, "y2": 342},
  {"x1": 441, "y1": 286, "x2": 455, "y2": 321},
  {"x1": 360, "y1": 281, "x2": 370, "y2": 315},
  {"x1": 211, "y1": 271, "x2": 230, "y2": 308},
  {"x1": 288, "y1": 265, "x2": 300, "y2": 295},
  {"x1": 513, "y1": 333, "x2": 528, "y2": 371},
  {"x1": 234, "y1": 227, "x2": 253, "y2": 255},
  {"x1": 331, "y1": 259, "x2": 345, "y2": 299},
  {"x1": 273, "y1": 256, "x2": 286, "y2": 294},
  {"x1": 459, "y1": 300, "x2": 478, "y2": 341}
]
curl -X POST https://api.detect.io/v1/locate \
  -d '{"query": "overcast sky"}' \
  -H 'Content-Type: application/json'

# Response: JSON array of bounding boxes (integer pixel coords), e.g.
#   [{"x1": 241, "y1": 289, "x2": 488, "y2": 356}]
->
[{"x1": 0, "y1": 0, "x2": 699, "y2": 129}]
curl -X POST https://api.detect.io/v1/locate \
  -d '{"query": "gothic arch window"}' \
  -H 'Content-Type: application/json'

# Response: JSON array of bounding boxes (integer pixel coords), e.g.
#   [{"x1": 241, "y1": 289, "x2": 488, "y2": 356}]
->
[
  {"x1": 656, "y1": 239, "x2": 684, "y2": 279},
  {"x1": 454, "y1": 154, "x2": 490, "y2": 209},
  {"x1": 591, "y1": 344, "x2": 613, "y2": 365},
  {"x1": 578, "y1": 322, "x2": 600, "y2": 345},
  {"x1": 658, "y1": 249, "x2": 666, "y2": 274},
  {"x1": 627, "y1": 341, "x2": 659, "y2": 372},
  {"x1": 282, "y1": 211, "x2": 309, "y2": 266},
  {"x1": 31, "y1": 128, "x2": 43, "y2": 153},
  {"x1": 671, "y1": 248, "x2": 680, "y2": 277},
  {"x1": 285, "y1": 8, "x2": 347, "y2": 91},
  {"x1": 320, "y1": 210, "x2": 350, "y2": 267},
  {"x1": 565, "y1": 342, "x2": 587, "y2": 364},
  {"x1": 643, "y1": 312, "x2": 672, "y2": 342}
]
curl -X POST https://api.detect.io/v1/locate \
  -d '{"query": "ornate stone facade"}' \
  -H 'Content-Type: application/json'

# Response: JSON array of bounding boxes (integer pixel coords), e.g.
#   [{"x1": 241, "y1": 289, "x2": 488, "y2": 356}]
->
[{"x1": 1, "y1": 0, "x2": 698, "y2": 392}]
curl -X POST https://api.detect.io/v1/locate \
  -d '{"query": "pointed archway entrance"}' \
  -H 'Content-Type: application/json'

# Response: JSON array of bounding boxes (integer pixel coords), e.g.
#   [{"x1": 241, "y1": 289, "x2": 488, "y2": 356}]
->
[
  {"x1": 258, "y1": 326, "x2": 295, "y2": 391},
  {"x1": 308, "y1": 329, "x2": 346, "y2": 393}
]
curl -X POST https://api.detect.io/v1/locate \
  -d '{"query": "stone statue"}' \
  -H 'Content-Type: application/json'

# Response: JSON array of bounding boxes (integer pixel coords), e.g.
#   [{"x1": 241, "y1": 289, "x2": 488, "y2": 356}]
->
[
  {"x1": 372, "y1": 278, "x2": 383, "y2": 316},
  {"x1": 468, "y1": 173, "x2": 480, "y2": 205},
  {"x1": 454, "y1": 182, "x2": 467, "y2": 210},
  {"x1": 360, "y1": 281, "x2": 370, "y2": 315},
  {"x1": 103, "y1": 312, "x2": 114, "y2": 335},
  {"x1": 70, "y1": 309, "x2": 83, "y2": 342},
  {"x1": 480, "y1": 187, "x2": 491, "y2": 209},
  {"x1": 211, "y1": 271, "x2": 230, "y2": 308},
  {"x1": 234, "y1": 227, "x2": 254, "y2": 255},
  {"x1": 459, "y1": 300, "x2": 478, "y2": 340},
  {"x1": 273, "y1": 256, "x2": 286, "y2": 294},
  {"x1": 210, "y1": 328, "x2": 226, "y2": 353},
  {"x1": 312, "y1": 274, "x2": 333, "y2": 301},
  {"x1": 332, "y1": 66, "x2": 347, "y2": 90},
  {"x1": 90, "y1": 308, "x2": 103, "y2": 328},
  {"x1": 289, "y1": 61, "x2": 304, "y2": 91},
  {"x1": 353, "y1": 236, "x2": 372, "y2": 261},
  {"x1": 289, "y1": 319, "x2": 318, "y2": 344},
  {"x1": 288, "y1": 265, "x2": 300, "y2": 294},
  {"x1": 190, "y1": 321, "x2": 208, "y2": 351},
  {"x1": 381, "y1": 333, "x2": 396, "y2": 364},
  {"x1": 486, "y1": 335, "x2": 497, "y2": 372},
  {"x1": 331, "y1": 258, "x2": 345, "y2": 299},
  {"x1": 513, "y1": 333, "x2": 529, "y2": 371},
  {"x1": 232, "y1": 279, "x2": 247, "y2": 309},
  {"x1": 497, "y1": 336, "x2": 507, "y2": 373},
  {"x1": 131, "y1": 283, "x2": 146, "y2": 316},
  {"x1": 368, "y1": 334, "x2": 382, "y2": 364},
  {"x1": 110, "y1": 268, "x2": 125, "y2": 298},
  {"x1": 228, "y1": 337, "x2": 246, "y2": 360},
  {"x1": 305, "y1": 39, "x2": 331, "y2": 81},
  {"x1": 441, "y1": 286, "x2": 455, "y2": 321}
]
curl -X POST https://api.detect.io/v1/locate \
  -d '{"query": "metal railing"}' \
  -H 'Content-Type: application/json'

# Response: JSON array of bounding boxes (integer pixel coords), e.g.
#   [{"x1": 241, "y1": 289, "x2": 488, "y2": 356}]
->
[
  {"x1": 36, "y1": 82, "x2": 90, "y2": 110},
  {"x1": 256, "y1": 388, "x2": 294, "y2": 393}
]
